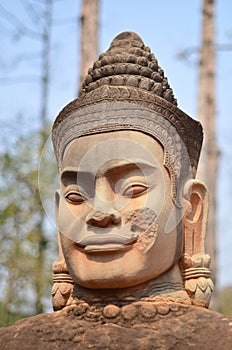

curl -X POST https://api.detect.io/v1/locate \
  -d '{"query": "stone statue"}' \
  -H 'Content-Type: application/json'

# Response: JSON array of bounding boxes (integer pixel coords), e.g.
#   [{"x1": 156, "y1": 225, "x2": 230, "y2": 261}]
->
[{"x1": 1, "y1": 32, "x2": 231, "y2": 350}]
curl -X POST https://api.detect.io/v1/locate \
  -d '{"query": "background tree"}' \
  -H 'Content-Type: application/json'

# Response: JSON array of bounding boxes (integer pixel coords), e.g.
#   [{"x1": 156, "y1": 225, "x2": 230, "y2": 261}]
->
[
  {"x1": 0, "y1": 133, "x2": 55, "y2": 324},
  {"x1": 218, "y1": 286, "x2": 232, "y2": 316},
  {"x1": 79, "y1": 0, "x2": 99, "y2": 94},
  {"x1": 177, "y1": 0, "x2": 232, "y2": 310},
  {"x1": 0, "y1": 0, "x2": 56, "y2": 324},
  {"x1": 33, "y1": 0, "x2": 53, "y2": 315},
  {"x1": 197, "y1": 0, "x2": 219, "y2": 309}
]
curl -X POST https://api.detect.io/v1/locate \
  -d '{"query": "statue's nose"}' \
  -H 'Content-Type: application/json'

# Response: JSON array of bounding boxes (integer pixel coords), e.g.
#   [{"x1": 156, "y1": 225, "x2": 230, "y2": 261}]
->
[
  {"x1": 85, "y1": 176, "x2": 122, "y2": 228},
  {"x1": 86, "y1": 210, "x2": 121, "y2": 228}
]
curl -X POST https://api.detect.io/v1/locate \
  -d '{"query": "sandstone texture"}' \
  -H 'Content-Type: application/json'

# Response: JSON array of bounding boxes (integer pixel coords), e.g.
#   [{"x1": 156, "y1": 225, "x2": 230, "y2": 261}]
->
[{"x1": 0, "y1": 303, "x2": 232, "y2": 349}]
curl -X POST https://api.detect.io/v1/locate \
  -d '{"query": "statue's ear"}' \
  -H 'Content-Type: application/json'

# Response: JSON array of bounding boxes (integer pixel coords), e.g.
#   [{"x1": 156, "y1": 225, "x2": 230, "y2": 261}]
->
[
  {"x1": 182, "y1": 179, "x2": 209, "y2": 256},
  {"x1": 181, "y1": 179, "x2": 213, "y2": 307}
]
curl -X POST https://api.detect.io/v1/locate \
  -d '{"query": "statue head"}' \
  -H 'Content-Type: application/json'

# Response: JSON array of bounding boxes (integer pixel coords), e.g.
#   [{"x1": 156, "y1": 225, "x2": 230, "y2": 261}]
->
[{"x1": 51, "y1": 32, "x2": 213, "y2": 310}]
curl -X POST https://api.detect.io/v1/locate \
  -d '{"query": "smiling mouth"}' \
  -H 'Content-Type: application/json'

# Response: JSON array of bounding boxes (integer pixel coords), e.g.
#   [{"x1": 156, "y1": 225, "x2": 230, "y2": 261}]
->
[{"x1": 77, "y1": 233, "x2": 138, "y2": 253}]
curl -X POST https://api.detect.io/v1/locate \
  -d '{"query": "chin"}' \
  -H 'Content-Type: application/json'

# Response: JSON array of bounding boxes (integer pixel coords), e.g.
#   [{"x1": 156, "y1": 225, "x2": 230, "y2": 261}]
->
[{"x1": 65, "y1": 246, "x2": 171, "y2": 290}]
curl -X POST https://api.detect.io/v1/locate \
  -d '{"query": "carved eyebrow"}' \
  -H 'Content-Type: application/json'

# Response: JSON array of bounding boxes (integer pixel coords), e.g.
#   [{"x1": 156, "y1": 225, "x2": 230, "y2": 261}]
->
[
  {"x1": 61, "y1": 160, "x2": 156, "y2": 175},
  {"x1": 60, "y1": 169, "x2": 95, "y2": 187},
  {"x1": 61, "y1": 161, "x2": 157, "y2": 182},
  {"x1": 61, "y1": 166, "x2": 79, "y2": 177},
  {"x1": 99, "y1": 160, "x2": 157, "y2": 178},
  {"x1": 107, "y1": 160, "x2": 156, "y2": 169}
]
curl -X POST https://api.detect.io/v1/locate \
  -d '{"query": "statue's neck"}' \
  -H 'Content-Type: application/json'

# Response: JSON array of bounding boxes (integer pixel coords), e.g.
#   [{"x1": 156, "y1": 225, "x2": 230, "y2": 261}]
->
[{"x1": 72, "y1": 264, "x2": 191, "y2": 305}]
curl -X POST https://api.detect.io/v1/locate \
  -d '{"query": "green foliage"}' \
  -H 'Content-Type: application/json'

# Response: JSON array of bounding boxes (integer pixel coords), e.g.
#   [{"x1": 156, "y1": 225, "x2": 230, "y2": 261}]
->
[
  {"x1": 0, "y1": 0, "x2": 60, "y2": 327},
  {"x1": 0, "y1": 301, "x2": 29, "y2": 327},
  {"x1": 218, "y1": 286, "x2": 232, "y2": 316},
  {"x1": 0, "y1": 128, "x2": 57, "y2": 326}
]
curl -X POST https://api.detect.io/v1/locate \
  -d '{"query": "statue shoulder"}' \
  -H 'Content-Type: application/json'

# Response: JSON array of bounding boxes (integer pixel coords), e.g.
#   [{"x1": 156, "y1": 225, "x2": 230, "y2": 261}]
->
[{"x1": 0, "y1": 305, "x2": 232, "y2": 349}]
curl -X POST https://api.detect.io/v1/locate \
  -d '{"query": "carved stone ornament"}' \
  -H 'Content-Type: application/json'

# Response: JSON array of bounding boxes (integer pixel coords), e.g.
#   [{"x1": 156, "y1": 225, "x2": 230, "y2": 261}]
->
[{"x1": 1, "y1": 32, "x2": 232, "y2": 350}]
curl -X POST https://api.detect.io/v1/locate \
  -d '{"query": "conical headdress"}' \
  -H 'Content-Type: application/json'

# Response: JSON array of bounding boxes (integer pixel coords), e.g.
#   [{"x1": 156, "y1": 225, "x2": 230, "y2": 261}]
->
[{"x1": 52, "y1": 31, "x2": 203, "y2": 177}]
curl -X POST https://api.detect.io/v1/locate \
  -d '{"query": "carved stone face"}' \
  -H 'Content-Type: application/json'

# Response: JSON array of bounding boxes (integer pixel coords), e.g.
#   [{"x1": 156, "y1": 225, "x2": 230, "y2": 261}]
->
[{"x1": 56, "y1": 130, "x2": 183, "y2": 289}]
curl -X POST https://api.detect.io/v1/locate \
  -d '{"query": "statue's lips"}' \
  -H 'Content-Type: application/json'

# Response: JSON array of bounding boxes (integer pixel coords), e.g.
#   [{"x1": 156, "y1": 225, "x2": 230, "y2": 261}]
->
[{"x1": 77, "y1": 232, "x2": 138, "y2": 253}]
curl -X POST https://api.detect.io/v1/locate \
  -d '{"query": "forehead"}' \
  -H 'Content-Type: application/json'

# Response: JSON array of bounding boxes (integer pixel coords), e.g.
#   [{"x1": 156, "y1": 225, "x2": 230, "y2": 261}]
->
[{"x1": 61, "y1": 130, "x2": 164, "y2": 172}]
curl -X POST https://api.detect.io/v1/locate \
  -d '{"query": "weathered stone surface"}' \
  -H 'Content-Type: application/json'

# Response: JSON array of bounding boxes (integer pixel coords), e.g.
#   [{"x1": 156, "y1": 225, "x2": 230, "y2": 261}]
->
[
  {"x1": 0, "y1": 304, "x2": 231, "y2": 349},
  {"x1": 51, "y1": 31, "x2": 213, "y2": 314},
  {"x1": 2, "y1": 31, "x2": 229, "y2": 349},
  {"x1": 103, "y1": 304, "x2": 120, "y2": 319}
]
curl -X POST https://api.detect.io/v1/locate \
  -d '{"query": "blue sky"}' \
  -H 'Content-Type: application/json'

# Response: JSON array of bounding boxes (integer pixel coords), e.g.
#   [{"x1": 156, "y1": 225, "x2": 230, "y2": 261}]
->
[{"x1": 0, "y1": 0, "x2": 232, "y2": 288}]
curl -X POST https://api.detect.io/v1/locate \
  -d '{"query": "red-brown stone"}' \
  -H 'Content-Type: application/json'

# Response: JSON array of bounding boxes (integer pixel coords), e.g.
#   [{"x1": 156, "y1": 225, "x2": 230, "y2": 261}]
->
[{"x1": 0, "y1": 304, "x2": 231, "y2": 349}]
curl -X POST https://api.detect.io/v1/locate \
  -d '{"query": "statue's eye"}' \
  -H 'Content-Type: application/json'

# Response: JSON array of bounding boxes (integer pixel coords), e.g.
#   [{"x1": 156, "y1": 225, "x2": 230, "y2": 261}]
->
[
  {"x1": 65, "y1": 192, "x2": 87, "y2": 204},
  {"x1": 122, "y1": 184, "x2": 148, "y2": 198}
]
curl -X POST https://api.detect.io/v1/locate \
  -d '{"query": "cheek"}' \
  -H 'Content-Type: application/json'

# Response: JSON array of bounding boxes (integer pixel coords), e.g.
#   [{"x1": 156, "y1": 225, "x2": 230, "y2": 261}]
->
[
  {"x1": 124, "y1": 207, "x2": 157, "y2": 230},
  {"x1": 123, "y1": 208, "x2": 158, "y2": 254},
  {"x1": 117, "y1": 190, "x2": 152, "y2": 216},
  {"x1": 150, "y1": 229, "x2": 180, "y2": 268},
  {"x1": 119, "y1": 186, "x2": 165, "y2": 223},
  {"x1": 66, "y1": 202, "x2": 92, "y2": 221},
  {"x1": 60, "y1": 235, "x2": 73, "y2": 257},
  {"x1": 60, "y1": 235, "x2": 80, "y2": 277}
]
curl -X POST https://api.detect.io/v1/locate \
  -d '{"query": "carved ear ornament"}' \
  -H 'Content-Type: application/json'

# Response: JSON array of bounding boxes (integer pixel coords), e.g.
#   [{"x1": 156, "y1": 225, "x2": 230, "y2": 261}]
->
[
  {"x1": 52, "y1": 273, "x2": 74, "y2": 311},
  {"x1": 182, "y1": 267, "x2": 214, "y2": 308},
  {"x1": 52, "y1": 260, "x2": 74, "y2": 311},
  {"x1": 180, "y1": 180, "x2": 214, "y2": 307}
]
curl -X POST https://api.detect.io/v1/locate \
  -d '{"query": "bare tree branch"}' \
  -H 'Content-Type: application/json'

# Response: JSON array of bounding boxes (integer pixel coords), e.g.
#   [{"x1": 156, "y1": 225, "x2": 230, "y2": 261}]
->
[
  {"x1": 217, "y1": 43, "x2": 232, "y2": 51},
  {"x1": 177, "y1": 43, "x2": 232, "y2": 62},
  {"x1": 0, "y1": 3, "x2": 42, "y2": 40},
  {"x1": 0, "y1": 52, "x2": 41, "y2": 72},
  {"x1": 20, "y1": 0, "x2": 47, "y2": 33},
  {"x1": 0, "y1": 75, "x2": 39, "y2": 84},
  {"x1": 53, "y1": 16, "x2": 77, "y2": 26}
]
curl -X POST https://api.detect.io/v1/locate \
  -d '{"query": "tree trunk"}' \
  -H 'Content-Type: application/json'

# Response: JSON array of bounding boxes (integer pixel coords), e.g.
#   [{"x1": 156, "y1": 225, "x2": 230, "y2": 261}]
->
[
  {"x1": 78, "y1": 0, "x2": 99, "y2": 95},
  {"x1": 197, "y1": 0, "x2": 219, "y2": 309},
  {"x1": 35, "y1": 0, "x2": 53, "y2": 314}
]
